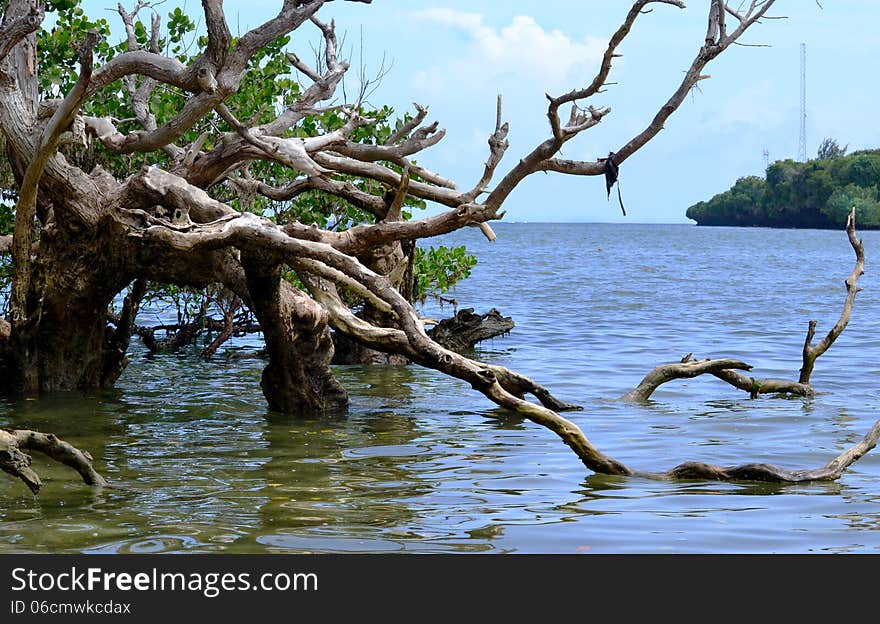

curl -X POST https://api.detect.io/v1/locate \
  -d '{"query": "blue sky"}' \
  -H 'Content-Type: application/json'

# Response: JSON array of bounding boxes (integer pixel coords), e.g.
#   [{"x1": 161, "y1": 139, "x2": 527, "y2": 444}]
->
[{"x1": 80, "y1": 1, "x2": 880, "y2": 223}]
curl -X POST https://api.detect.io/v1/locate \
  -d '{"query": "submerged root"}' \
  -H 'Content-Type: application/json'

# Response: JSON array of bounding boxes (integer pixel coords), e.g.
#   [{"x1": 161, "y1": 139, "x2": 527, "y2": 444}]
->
[
  {"x1": 661, "y1": 416, "x2": 880, "y2": 482},
  {"x1": 0, "y1": 429, "x2": 107, "y2": 494}
]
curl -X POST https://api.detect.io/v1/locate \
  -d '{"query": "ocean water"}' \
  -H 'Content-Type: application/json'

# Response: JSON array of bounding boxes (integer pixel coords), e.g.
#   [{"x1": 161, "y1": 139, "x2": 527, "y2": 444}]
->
[{"x1": 2, "y1": 222, "x2": 879, "y2": 553}]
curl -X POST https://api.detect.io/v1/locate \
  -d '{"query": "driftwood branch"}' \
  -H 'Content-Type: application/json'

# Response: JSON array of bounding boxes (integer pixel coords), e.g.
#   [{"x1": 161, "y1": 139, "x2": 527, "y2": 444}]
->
[
  {"x1": 799, "y1": 208, "x2": 864, "y2": 383},
  {"x1": 626, "y1": 212, "x2": 862, "y2": 401},
  {"x1": 0, "y1": 429, "x2": 107, "y2": 494},
  {"x1": 665, "y1": 418, "x2": 880, "y2": 482},
  {"x1": 622, "y1": 357, "x2": 754, "y2": 401},
  {"x1": 426, "y1": 308, "x2": 514, "y2": 353},
  {"x1": 711, "y1": 370, "x2": 812, "y2": 398},
  {"x1": 622, "y1": 354, "x2": 812, "y2": 401}
]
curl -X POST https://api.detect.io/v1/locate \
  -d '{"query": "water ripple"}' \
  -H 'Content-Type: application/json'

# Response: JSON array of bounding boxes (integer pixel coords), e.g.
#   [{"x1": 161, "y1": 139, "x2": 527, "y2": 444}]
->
[{"x1": 2, "y1": 224, "x2": 880, "y2": 553}]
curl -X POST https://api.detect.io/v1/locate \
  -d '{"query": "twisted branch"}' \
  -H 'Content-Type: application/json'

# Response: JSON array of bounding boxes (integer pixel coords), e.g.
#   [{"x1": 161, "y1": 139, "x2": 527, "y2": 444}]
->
[
  {"x1": 0, "y1": 429, "x2": 107, "y2": 494},
  {"x1": 622, "y1": 357, "x2": 754, "y2": 401},
  {"x1": 625, "y1": 211, "x2": 863, "y2": 401},
  {"x1": 799, "y1": 208, "x2": 864, "y2": 383}
]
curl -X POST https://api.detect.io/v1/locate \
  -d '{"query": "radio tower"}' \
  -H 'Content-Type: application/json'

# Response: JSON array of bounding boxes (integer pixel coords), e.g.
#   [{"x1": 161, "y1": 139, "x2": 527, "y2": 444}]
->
[
  {"x1": 798, "y1": 43, "x2": 807, "y2": 162},
  {"x1": 763, "y1": 148, "x2": 770, "y2": 172}
]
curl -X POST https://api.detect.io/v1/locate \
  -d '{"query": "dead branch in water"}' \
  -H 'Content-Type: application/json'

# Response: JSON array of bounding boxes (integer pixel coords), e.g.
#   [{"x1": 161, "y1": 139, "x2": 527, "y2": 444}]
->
[
  {"x1": 0, "y1": 429, "x2": 107, "y2": 493},
  {"x1": 625, "y1": 209, "x2": 863, "y2": 402},
  {"x1": 606, "y1": 209, "x2": 876, "y2": 483}
]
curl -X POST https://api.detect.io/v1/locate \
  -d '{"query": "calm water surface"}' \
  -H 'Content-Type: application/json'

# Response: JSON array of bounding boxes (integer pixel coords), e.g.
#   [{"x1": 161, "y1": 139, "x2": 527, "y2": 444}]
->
[{"x1": 2, "y1": 223, "x2": 880, "y2": 553}]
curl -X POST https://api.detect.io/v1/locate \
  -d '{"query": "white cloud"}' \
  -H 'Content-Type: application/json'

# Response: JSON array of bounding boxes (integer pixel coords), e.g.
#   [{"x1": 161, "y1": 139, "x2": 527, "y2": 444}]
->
[{"x1": 413, "y1": 9, "x2": 606, "y2": 95}]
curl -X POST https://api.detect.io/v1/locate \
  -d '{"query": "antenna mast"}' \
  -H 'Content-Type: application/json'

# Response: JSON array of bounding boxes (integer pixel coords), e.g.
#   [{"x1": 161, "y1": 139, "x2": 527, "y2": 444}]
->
[{"x1": 798, "y1": 43, "x2": 807, "y2": 162}]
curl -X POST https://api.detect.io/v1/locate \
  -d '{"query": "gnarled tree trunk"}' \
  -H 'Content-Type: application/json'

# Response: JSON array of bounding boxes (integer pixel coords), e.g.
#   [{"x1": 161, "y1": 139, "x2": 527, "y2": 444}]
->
[
  {"x1": 242, "y1": 255, "x2": 347, "y2": 415},
  {"x1": 19, "y1": 234, "x2": 132, "y2": 392}
]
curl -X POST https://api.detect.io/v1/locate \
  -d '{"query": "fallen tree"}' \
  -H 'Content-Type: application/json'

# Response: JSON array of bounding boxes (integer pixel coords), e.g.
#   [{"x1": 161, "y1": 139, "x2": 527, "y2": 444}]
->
[{"x1": 2, "y1": 0, "x2": 877, "y2": 493}]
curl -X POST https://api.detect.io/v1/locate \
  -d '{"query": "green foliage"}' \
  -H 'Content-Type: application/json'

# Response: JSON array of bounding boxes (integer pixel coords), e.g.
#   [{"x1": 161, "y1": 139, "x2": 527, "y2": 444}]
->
[
  {"x1": 142, "y1": 283, "x2": 206, "y2": 327},
  {"x1": 0, "y1": 2, "x2": 477, "y2": 311},
  {"x1": 686, "y1": 176, "x2": 766, "y2": 226},
  {"x1": 413, "y1": 245, "x2": 477, "y2": 304},
  {"x1": 38, "y1": 5, "x2": 114, "y2": 97},
  {"x1": 842, "y1": 153, "x2": 880, "y2": 188},
  {"x1": 0, "y1": 135, "x2": 16, "y2": 219},
  {"x1": 824, "y1": 184, "x2": 880, "y2": 226},
  {"x1": 687, "y1": 146, "x2": 880, "y2": 229},
  {"x1": 0, "y1": 204, "x2": 13, "y2": 235}
]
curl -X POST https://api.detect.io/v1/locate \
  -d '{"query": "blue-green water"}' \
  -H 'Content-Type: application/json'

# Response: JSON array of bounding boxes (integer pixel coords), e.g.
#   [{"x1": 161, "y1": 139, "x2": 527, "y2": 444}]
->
[{"x1": 2, "y1": 223, "x2": 880, "y2": 553}]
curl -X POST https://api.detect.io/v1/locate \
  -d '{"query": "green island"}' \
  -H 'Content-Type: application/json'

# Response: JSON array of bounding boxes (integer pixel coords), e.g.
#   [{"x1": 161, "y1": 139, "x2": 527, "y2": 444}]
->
[{"x1": 686, "y1": 139, "x2": 880, "y2": 228}]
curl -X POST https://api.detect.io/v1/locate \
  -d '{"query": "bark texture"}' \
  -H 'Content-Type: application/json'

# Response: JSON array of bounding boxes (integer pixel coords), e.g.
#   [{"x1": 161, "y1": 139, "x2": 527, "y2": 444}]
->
[
  {"x1": 426, "y1": 308, "x2": 515, "y2": 353},
  {"x1": 242, "y1": 256, "x2": 348, "y2": 415}
]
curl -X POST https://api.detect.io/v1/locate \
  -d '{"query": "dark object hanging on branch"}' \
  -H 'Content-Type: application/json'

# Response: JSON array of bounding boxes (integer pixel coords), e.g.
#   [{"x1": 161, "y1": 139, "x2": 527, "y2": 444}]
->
[{"x1": 602, "y1": 151, "x2": 626, "y2": 216}]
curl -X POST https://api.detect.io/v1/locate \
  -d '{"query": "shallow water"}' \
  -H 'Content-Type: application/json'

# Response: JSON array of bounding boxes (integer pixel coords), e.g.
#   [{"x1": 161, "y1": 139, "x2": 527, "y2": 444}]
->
[{"x1": 2, "y1": 223, "x2": 880, "y2": 553}]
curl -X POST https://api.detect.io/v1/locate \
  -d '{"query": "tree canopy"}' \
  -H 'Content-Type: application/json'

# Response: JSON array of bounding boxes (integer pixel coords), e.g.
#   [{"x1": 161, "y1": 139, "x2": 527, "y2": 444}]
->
[{"x1": 687, "y1": 145, "x2": 880, "y2": 228}]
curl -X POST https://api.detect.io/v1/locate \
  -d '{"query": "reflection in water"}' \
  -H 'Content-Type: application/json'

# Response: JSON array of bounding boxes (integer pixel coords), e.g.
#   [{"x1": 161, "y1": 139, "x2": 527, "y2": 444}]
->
[
  {"x1": 2, "y1": 224, "x2": 880, "y2": 553},
  {"x1": 251, "y1": 374, "x2": 431, "y2": 553}
]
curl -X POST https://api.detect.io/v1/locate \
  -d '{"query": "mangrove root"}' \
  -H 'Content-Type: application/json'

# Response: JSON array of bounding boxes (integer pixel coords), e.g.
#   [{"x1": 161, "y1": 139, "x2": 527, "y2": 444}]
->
[{"x1": 0, "y1": 428, "x2": 107, "y2": 494}]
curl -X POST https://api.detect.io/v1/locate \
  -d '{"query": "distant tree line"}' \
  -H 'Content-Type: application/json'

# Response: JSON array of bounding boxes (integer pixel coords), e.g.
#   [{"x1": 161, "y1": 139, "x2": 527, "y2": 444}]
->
[{"x1": 686, "y1": 139, "x2": 880, "y2": 228}]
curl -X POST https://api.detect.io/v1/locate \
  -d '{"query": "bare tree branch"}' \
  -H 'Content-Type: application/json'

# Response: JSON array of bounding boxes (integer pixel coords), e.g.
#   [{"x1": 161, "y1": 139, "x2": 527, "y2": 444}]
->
[
  {"x1": 127, "y1": 172, "x2": 880, "y2": 484},
  {"x1": 464, "y1": 95, "x2": 510, "y2": 200},
  {"x1": 622, "y1": 357, "x2": 754, "y2": 402},
  {"x1": 201, "y1": 0, "x2": 232, "y2": 67},
  {"x1": 385, "y1": 103, "x2": 429, "y2": 146},
  {"x1": 228, "y1": 0, "x2": 326, "y2": 72},
  {"x1": 537, "y1": 1, "x2": 777, "y2": 185},
  {"x1": 799, "y1": 208, "x2": 864, "y2": 383},
  {"x1": 666, "y1": 420, "x2": 880, "y2": 482},
  {"x1": 117, "y1": 4, "x2": 185, "y2": 161},
  {"x1": 1, "y1": 429, "x2": 107, "y2": 494},
  {"x1": 625, "y1": 211, "x2": 860, "y2": 401},
  {"x1": 251, "y1": 175, "x2": 388, "y2": 218}
]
